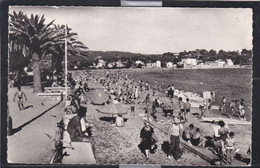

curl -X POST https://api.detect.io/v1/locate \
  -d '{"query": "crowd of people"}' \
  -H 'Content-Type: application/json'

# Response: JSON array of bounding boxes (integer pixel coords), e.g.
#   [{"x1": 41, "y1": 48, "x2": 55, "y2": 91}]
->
[{"x1": 47, "y1": 70, "x2": 250, "y2": 165}]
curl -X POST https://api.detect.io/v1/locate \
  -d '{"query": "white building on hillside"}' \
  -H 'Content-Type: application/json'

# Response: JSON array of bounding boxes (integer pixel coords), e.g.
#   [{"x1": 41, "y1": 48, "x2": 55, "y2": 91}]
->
[
  {"x1": 96, "y1": 59, "x2": 106, "y2": 68},
  {"x1": 135, "y1": 60, "x2": 145, "y2": 65},
  {"x1": 116, "y1": 60, "x2": 125, "y2": 68},
  {"x1": 182, "y1": 58, "x2": 197, "y2": 68},
  {"x1": 166, "y1": 62, "x2": 173, "y2": 68},
  {"x1": 215, "y1": 60, "x2": 225, "y2": 67},
  {"x1": 156, "y1": 60, "x2": 161, "y2": 68},
  {"x1": 225, "y1": 59, "x2": 234, "y2": 66}
]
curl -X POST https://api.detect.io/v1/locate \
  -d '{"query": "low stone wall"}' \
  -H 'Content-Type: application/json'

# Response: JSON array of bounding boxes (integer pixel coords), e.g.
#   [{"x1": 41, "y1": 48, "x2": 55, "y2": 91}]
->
[{"x1": 37, "y1": 92, "x2": 64, "y2": 101}]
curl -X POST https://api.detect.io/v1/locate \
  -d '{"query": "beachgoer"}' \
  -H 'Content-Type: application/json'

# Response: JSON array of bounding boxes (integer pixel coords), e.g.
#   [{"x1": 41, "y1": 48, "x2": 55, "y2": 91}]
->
[
  {"x1": 221, "y1": 96, "x2": 227, "y2": 114},
  {"x1": 185, "y1": 98, "x2": 191, "y2": 122},
  {"x1": 230, "y1": 100, "x2": 235, "y2": 118},
  {"x1": 71, "y1": 91, "x2": 81, "y2": 111},
  {"x1": 183, "y1": 124, "x2": 195, "y2": 145},
  {"x1": 238, "y1": 101, "x2": 246, "y2": 121},
  {"x1": 211, "y1": 91, "x2": 215, "y2": 103},
  {"x1": 218, "y1": 120, "x2": 230, "y2": 158},
  {"x1": 190, "y1": 128, "x2": 206, "y2": 147},
  {"x1": 171, "y1": 84, "x2": 175, "y2": 97},
  {"x1": 144, "y1": 94, "x2": 151, "y2": 120},
  {"x1": 67, "y1": 107, "x2": 95, "y2": 145},
  {"x1": 178, "y1": 97, "x2": 185, "y2": 121},
  {"x1": 167, "y1": 117, "x2": 183, "y2": 161},
  {"x1": 13, "y1": 86, "x2": 27, "y2": 111},
  {"x1": 140, "y1": 121, "x2": 156, "y2": 159},
  {"x1": 115, "y1": 114, "x2": 124, "y2": 127},
  {"x1": 51, "y1": 80, "x2": 59, "y2": 87},
  {"x1": 131, "y1": 105, "x2": 135, "y2": 116},
  {"x1": 167, "y1": 85, "x2": 172, "y2": 98},
  {"x1": 225, "y1": 132, "x2": 236, "y2": 165}
]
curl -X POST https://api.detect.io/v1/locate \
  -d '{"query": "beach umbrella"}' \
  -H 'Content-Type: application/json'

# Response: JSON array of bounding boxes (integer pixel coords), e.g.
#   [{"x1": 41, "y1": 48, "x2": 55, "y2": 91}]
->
[
  {"x1": 89, "y1": 89, "x2": 109, "y2": 105},
  {"x1": 98, "y1": 103, "x2": 129, "y2": 116}
]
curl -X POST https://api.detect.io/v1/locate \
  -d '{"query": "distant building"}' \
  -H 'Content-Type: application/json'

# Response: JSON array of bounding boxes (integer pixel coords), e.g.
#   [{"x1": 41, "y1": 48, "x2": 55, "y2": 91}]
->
[
  {"x1": 146, "y1": 63, "x2": 153, "y2": 68},
  {"x1": 135, "y1": 60, "x2": 145, "y2": 66},
  {"x1": 215, "y1": 60, "x2": 225, "y2": 67},
  {"x1": 225, "y1": 59, "x2": 234, "y2": 66},
  {"x1": 156, "y1": 60, "x2": 161, "y2": 68},
  {"x1": 107, "y1": 63, "x2": 115, "y2": 69},
  {"x1": 96, "y1": 60, "x2": 106, "y2": 68},
  {"x1": 116, "y1": 60, "x2": 125, "y2": 68},
  {"x1": 166, "y1": 62, "x2": 173, "y2": 68},
  {"x1": 181, "y1": 58, "x2": 197, "y2": 68}
]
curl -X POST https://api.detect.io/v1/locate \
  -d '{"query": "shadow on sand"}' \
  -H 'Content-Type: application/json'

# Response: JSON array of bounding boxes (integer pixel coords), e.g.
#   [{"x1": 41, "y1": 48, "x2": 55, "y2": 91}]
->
[
  {"x1": 10, "y1": 101, "x2": 62, "y2": 135},
  {"x1": 22, "y1": 105, "x2": 34, "y2": 110},
  {"x1": 99, "y1": 117, "x2": 128, "y2": 123}
]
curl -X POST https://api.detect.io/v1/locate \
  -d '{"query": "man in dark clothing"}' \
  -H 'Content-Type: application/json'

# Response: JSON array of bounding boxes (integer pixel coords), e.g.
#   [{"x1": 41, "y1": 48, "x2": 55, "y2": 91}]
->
[{"x1": 67, "y1": 107, "x2": 94, "y2": 145}]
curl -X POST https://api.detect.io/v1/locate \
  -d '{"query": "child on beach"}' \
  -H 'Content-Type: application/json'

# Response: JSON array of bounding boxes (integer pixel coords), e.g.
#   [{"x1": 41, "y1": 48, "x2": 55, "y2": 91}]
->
[
  {"x1": 221, "y1": 96, "x2": 227, "y2": 114},
  {"x1": 225, "y1": 132, "x2": 236, "y2": 165},
  {"x1": 13, "y1": 86, "x2": 27, "y2": 111},
  {"x1": 238, "y1": 101, "x2": 246, "y2": 121},
  {"x1": 229, "y1": 100, "x2": 236, "y2": 118}
]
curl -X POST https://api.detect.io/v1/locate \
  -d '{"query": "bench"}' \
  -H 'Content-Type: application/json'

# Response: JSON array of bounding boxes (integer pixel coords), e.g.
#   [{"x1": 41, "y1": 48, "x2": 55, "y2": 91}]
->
[
  {"x1": 37, "y1": 92, "x2": 64, "y2": 101},
  {"x1": 62, "y1": 115, "x2": 96, "y2": 164},
  {"x1": 44, "y1": 87, "x2": 66, "y2": 93}
]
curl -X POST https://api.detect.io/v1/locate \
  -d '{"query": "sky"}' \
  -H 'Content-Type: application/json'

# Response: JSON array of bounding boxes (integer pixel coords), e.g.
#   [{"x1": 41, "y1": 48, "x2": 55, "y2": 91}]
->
[{"x1": 9, "y1": 6, "x2": 252, "y2": 54}]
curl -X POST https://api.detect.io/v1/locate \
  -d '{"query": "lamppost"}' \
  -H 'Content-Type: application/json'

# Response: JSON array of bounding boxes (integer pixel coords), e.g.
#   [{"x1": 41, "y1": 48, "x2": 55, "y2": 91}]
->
[{"x1": 64, "y1": 25, "x2": 68, "y2": 97}]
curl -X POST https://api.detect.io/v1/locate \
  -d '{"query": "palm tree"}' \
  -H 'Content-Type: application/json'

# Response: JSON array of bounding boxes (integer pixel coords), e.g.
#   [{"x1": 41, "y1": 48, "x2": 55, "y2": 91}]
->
[
  {"x1": 9, "y1": 11, "x2": 62, "y2": 92},
  {"x1": 9, "y1": 11, "x2": 90, "y2": 91},
  {"x1": 49, "y1": 24, "x2": 89, "y2": 74}
]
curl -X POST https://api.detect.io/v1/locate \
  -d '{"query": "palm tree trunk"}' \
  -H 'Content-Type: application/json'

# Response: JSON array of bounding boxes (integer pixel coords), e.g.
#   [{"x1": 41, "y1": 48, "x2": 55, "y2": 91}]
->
[{"x1": 32, "y1": 54, "x2": 42, "y2": 92}]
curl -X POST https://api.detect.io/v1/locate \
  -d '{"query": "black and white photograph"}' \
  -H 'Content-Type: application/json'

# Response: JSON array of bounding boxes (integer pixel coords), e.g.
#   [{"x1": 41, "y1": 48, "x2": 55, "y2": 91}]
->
[{"x1": 7, "y1": 6, "x2": 252, "y2": 166}]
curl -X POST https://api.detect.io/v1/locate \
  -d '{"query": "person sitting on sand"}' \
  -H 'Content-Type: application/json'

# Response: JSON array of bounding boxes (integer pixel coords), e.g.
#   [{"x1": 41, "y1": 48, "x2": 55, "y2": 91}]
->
[
  {"x1": 183, "y1": 124, "x2": 196, "y2": 145},
  {"x1": 13, "y1": 86, "x2": 27, "y2": 111},
  {"x1": 190, "y1": 128, "x2": 206, "y2": 147},
  {"x1": 115, "y1": 114, "x2": 124, "y2": 127}
]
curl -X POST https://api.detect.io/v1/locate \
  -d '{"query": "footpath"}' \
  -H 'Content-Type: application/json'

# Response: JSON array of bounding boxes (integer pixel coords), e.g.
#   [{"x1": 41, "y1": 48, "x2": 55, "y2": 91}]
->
[{"x1": 7, "y1": 86, "x2": 64, "y2": 163}]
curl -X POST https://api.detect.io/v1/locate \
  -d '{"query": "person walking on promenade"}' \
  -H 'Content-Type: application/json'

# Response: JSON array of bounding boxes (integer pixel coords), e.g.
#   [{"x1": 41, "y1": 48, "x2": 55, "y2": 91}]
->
[
  {"x1": 167, "y1": 117, "x2": 183, "y2": 161},
  {"x1": 13, "y1": 86, "x2": 27, "y2": 111}
]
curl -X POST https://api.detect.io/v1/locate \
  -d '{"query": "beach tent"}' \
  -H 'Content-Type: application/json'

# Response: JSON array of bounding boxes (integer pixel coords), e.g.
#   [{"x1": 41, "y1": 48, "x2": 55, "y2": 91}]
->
[
  {"x1": 89, "y1": 89, "x2": 109, "y2": 105},
  {"x1": 98, "y1": 103, "x2": 129, "y2": 116}
]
